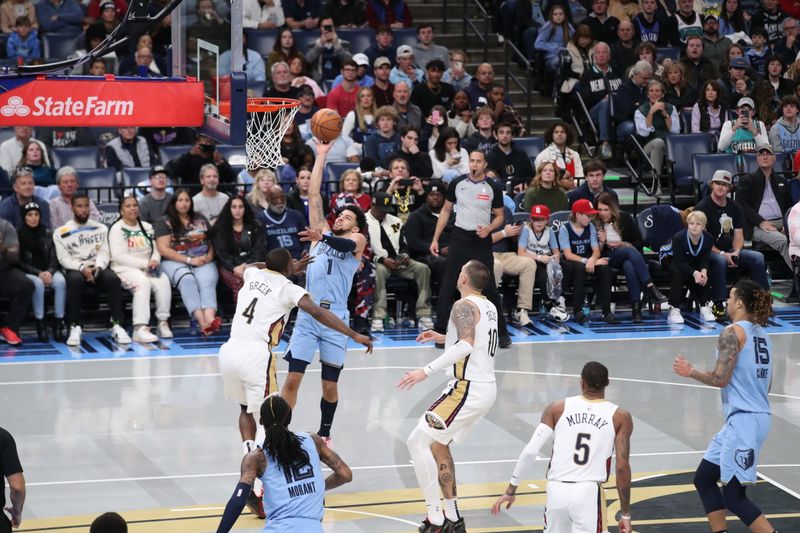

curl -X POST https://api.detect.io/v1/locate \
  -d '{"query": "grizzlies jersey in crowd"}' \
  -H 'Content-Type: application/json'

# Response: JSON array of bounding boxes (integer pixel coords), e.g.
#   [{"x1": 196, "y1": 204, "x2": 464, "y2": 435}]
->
[
  {"x1": 548, "y1": 395, "x2": 618, "y2": 482},
  {"x1": 261, "y1": 432, "x2": 325, "y2": 523},
  {"x1": 443, "y1": 295, "x2": 498, "y2": 383},
  {"x1": 305, "y1": 236, "x2": 360, "y2": 307},
  {"x1": 722, "y1": 321, "x2": 772, "y2": 418}
]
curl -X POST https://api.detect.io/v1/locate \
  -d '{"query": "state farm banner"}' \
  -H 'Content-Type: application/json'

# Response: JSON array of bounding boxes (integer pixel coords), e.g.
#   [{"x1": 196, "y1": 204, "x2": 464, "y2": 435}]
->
[{"x1": 0, "y1": 76, "x2": 205, "y2": 127}]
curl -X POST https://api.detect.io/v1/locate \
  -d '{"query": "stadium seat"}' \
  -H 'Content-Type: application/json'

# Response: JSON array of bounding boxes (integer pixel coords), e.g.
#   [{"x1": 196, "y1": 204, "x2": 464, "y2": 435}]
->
[
  {"x1": 514, "y1": 136, "x2": 545, "y2": 159},
  {"x1": 43, "y1": 33, "x2": 79, "y2": 60},
  {"x1": 548, "y1": 210, "x2": 571, "y2": 234},
  {"x1": 52, "y1": 147, "x2": 100, "y2": 169},
  {"x1": 245, "y1": 28, "x2": 278, "y2": 57},
  {"x1": 159, "y1": 145, "x2": 192, "y2": 166},
  {"x1": 95, "y1": 201, "x2": 122, "y2": 226},
  {"x1": 393, "y1": 28, "x2": 417, "y2": 48},
  {"x1": 667, "y1": 133, "x2": 712, "y2": 191},
  {"x1": 636, "y1": 204, "x2": 684, "y2": 254},
  {"x1": 338, "y1": 29, "x2": 373, "y2": 55},
  {"x1": 680, "y1": 109, "x2": 692, "y2": 133},
  {"x1": 741, "y1": 152, "x2": 790, "y2": 175},
  {"x1": 0, "y1": 128, "x2": 16, "y2": 145},
  {"x1": 656, "y1": 47, "x2": 680, "y2": 61},
  {"x1": 326, "y1": 162, "x2": 359, "y2": 193},
  {"x1": 292, "y1": 30, "x2": 321, "y2": 53},
  {"x1": 513, "y1": 191, "x2": 526, "y2": 212},
  {"x1": 78, "y1": 168, "x2": 118, "y2": 202},
  {"x1": 119, "y1": 167, "x2": 151, "y2": 189},
  {"x1": 691, "y1": 153, "x2": 736, "y2": 192}
]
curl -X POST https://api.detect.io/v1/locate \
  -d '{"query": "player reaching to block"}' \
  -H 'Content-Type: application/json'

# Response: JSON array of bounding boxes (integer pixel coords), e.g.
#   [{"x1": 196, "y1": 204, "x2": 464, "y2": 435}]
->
[
  {"x1": 674, "y1": 279, "x2": 778, "y2": 533},
  {"x1": 491, "y1": 361, "x2": 633, "y2": 533},
  {"x1": 398, "y1": 260, "x2": 498, "y2": 533},
  {"x1": 281, "y1": 140, "x2": 368, "y2": 447}
]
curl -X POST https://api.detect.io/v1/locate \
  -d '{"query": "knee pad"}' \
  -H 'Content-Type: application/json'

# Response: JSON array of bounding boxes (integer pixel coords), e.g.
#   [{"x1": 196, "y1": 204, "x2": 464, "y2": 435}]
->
[
  {"x1": 284, "y1": 351, "x2": 309, "y2": 374},
  {"x1": 320, "y1": 362, "x2": 342, "y2": 382},
  {"x1": 694, "y1": 460, "x2": 725, "y2": 514},
  {"x1": 722, "y1": 477, "x2": 762, "y2": 526}
]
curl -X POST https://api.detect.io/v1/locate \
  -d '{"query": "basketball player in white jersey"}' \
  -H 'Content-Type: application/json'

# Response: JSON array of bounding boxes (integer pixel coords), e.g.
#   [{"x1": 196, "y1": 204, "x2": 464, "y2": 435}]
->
[
  {"x1": 398, "y1": 260, "x2": 499, "y2": 533},
  {"x1": 492, "y1": 361, "x2": 634, "y2": 533},
  {"x1": 218, "y1": 247, "x2": 371, "y2": 516}
]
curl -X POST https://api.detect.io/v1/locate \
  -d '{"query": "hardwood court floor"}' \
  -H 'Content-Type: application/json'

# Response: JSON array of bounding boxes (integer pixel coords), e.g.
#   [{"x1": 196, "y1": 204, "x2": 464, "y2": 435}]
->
[{"x1": 3, "y1": 331, "x2": 799, "y2": 532}]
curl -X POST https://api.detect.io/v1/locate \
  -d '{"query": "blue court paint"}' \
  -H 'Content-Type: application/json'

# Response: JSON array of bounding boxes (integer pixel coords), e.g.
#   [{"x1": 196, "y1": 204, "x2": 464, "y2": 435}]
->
[{"x1": 2, "y1": 309, "x2": 799, "y2": 364}]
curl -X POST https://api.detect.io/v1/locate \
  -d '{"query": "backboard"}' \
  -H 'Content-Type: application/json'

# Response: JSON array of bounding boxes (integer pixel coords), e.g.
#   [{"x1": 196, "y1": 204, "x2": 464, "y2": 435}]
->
[{"x1": 171, "y1": 0, "x2": 246, "y2": 145}]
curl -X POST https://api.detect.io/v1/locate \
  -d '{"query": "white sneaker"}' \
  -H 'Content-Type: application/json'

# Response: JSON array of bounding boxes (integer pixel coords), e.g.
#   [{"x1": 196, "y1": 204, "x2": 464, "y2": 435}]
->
[
  {"x1": 699, "y1": 305, "x2": 716, "y2": 322},
  {"x1": 514, "y1": 309, "x2": 532, "y2": 326},
  {"x1": 668, "y1": 307, "x2": 684, "y2": 324},
  {"x1": 497, "y1": 34, "x2": 505, "y2": 44},
  {"x1": 66, "y1": 325, "x2": 82, "y2": 346},
  {"x1": 158, "y1": 321, "x2": 173, "y2": 338},
  {"x1": 548, "y1": 304, "x2": 570, "y2": 323},
  {"x1": 132, "y1": 325, "x2": 158, "y2": 343},
  {"x1": 111, "y1": 324, "x2": 132, "y2": 344},
  {"x1": 418, "y1": 316, "x2": 434, "y2": 330},
  {"x1": 371, "y1": 318, "x2": 384, "y2": 332}
]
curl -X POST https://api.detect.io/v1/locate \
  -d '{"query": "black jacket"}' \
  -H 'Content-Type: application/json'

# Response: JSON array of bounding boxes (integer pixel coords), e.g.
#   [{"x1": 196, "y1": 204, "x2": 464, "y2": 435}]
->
[
  {"x1": 671, "y1": 229, "x2": 713, "y2": 276},
  {"x1": 613, "y1": 78, "x2": 647, "y2": 123},
  {"x1": 402, "y1": 203, "x2": 454, "y2": 260},
  {"x1": 736, "y1": 169, "x2": 793, "y2": 239},
  {"x1": 383, "y1": 149, "x2": 434, "y2": 179},
  {"x1": 680, "y1": 57, "x2": 718, "y2": 91},
  {"x1": 167, "y1": 152, "x2": 237, "y2": 186},
  {"x1": 16, "y1": 226, "x2": 58, "y2": 275},
  {"x1": 600, "y1": 212, "x2": 644, "y2": 253},
  {"x1": 580, "y1": 14, "x2": 620, "y2": 44},
  {"x1": 577, "y1": 66, "x2": 623, "y2": 110},
  {"x1": 486, "y1": 144, "x2": 534, "y2": 187},
  {"x1": 211, "y1": 221, "x2": 267, "y2": 272}
]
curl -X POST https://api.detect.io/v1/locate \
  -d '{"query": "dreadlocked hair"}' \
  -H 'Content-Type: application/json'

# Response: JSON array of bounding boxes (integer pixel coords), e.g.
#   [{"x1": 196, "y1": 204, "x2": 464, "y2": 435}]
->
[
  {"x1": 260, "y1": 395, "x2": 309, "y2": 479},
  {"x1": 733, "y1": 279, "x2": 774, "y2": 326}
]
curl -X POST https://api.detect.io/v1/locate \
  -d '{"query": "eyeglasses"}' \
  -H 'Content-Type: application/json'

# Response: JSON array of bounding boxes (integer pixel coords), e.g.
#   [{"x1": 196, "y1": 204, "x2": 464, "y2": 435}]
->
[{"x1": 757, "y1": 152, "x2": 774, "y2": 157}]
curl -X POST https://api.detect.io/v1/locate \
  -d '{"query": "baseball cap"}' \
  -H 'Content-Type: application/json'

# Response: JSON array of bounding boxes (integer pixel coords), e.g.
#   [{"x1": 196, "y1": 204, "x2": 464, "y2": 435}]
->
[
  {"x1": 737, "y1": 96, "x2": 755, "y2": 108},
  {"x1": 352, "y1": 53, "x2": 369, "y2": 67},
  {"x1": 530, "y1": 204, "x2": 550, "y2": 219},
  {"x1": 756, "y1": 143, "x2": 775, "y2": 154},
  {"x1": 730, "y1": 57, "x2": 749, "y2": 69},
  {"x1": 150, "y1": 164, "x2": 169, "y2": 177},
  {"x1": 425, "y1": 180, "x2": 446, "y2": 194},
  {"x1": 571, "y1": 198, "x2": 599, "y2": 215},
  {"x1": 710, "y1": 170, "x2": 733, "y2": 186},
  {"x1": 296, "y1": 84, "x2": 314, "y2": 97},
  {"x1": 703, "y1": 13, "x2": 718, "y2": 22},
  {"x1": 372, "y1": 191, "x2": 394, "y2": 213},
  {"x1": 396, "y1": 45, "x2": 414, "y2": 59},
  {"x1": 374, "y1": 56, "x2": 391, "y2": 69},
  {"x1": 100, "y1": 1, "x2": 115, "y2": 10}
]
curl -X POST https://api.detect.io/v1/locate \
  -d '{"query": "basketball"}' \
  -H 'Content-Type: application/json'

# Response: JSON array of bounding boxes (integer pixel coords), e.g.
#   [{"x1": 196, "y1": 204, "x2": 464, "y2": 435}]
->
[{"x1": 310, "y1": 108, "x2": 343, "y2": 143}]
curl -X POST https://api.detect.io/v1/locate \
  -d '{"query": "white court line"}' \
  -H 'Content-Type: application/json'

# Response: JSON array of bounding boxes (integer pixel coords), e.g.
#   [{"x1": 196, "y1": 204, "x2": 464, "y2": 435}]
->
[
  {"x1": 758, "y1": 472, "x2": 800, "y2": 501},
  {"x1": 171, "y1": 506, "x2": 224, "y2": 512},
  {"x1": 324, "y1": 508, "x2": 419, "y2": 526}
]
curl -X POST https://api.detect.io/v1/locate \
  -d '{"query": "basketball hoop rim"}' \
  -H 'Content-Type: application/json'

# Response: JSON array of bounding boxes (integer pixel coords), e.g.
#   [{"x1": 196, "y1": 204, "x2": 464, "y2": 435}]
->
[{"x1": 247, "y1": 97, "x2": 301, "y2": 113}]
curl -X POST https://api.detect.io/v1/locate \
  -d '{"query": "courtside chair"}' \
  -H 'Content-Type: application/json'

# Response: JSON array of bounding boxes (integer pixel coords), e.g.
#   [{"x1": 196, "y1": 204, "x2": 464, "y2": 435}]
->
[
  {"x1": 666, "y1": 133, "x2": 712, "y2": 199},
  {"x1": 51, "y1": 146, "x2": 100, "y2": 170},
  {"x1": 691, "y1": 152, "x2": 737, "y2": 197}
]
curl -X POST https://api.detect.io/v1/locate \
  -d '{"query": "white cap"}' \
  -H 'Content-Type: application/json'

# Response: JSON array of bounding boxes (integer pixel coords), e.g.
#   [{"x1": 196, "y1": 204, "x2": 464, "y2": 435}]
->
[{"x1": 352, "y1": 53, "x2": 369, "y2": 67}]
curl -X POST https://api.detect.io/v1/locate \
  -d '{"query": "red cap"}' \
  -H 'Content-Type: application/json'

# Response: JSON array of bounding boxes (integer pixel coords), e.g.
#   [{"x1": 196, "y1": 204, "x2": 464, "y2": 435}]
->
[
  {"x1": 530, "y1": 204, "x2": 550, "y2": 219},
  {"x1": 571, "y1": 198, "x2": 599, "y2": 215}
]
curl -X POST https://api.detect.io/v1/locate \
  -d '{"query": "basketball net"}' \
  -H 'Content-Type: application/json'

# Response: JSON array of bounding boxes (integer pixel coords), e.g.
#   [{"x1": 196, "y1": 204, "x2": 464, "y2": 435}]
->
[{"x1": 245, "y1": 97, "x2": 301, "y2": 171}]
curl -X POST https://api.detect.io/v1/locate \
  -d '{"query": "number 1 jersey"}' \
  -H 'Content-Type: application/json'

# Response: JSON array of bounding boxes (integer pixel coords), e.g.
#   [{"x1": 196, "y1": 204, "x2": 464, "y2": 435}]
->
[
  {"x1": 548, "y1": 395, "x2": 618, "y2": 482},
  {"x1": 230, "y1": 267, "x2": 308, "y2": 346}
]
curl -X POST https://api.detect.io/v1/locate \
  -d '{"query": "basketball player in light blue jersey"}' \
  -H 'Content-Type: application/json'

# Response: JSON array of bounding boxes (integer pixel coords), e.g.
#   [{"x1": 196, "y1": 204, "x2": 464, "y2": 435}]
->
[
  {"x1": 674, "y1": 279, "x2": 778, "y2": 533},
  {"x1": 215, "y1": 394, "x2": 353, "y2": 533},
  {"x1": 281, "y1": 140, "x2": 368, "y2": 446}
]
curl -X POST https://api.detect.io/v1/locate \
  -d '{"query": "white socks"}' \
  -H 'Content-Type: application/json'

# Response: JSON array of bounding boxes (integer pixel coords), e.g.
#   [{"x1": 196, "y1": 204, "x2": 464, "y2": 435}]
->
[{"x1": 444, "y1": 498, "x2": 460, "y2": 521}]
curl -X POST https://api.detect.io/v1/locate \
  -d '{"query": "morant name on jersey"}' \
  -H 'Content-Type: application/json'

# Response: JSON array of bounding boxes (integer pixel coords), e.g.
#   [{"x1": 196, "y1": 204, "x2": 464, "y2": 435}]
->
[
  {"x1": 564, "y1": 411, "x2": 610, "y2": 431},
  {"x1": 287, "y1": 480, "x2": 318, "y2": 498}
]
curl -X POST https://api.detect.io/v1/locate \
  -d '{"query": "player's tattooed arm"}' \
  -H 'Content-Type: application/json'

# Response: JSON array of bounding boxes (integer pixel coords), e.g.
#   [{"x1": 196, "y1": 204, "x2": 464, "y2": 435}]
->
[
  {"x1": 689, "y1": 325, "x2": 742, "y2": 388},
  {"x1": 452, "y1": 299, "x2": 478, "y2": 346},
  {"x1": 312, "y1": 434, "x2": 353, "y2": 490},
  {"x1": 614, "y1": 409, "x2": 634, "y2": 516}
]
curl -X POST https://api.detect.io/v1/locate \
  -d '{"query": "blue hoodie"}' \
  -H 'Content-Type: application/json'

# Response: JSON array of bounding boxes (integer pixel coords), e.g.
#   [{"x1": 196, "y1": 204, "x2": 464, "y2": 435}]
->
[{"x1": 7, "y1": 29, "x2": 41, "y2": 63}]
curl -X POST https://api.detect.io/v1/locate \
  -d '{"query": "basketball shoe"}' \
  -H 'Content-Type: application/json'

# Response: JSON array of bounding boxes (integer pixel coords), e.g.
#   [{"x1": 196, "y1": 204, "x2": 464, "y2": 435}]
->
[
  {"x1": 418, "y1": 518, "x2": 446, "y2": 533},
  {"x1": 444, "y1": 517, "x2": 467, "y2": 533}
]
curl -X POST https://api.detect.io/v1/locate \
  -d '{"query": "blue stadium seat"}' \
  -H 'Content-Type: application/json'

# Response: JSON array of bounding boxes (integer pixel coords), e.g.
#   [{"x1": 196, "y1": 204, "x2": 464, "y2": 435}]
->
[
  {"x1": 549, "y1": 210, "x2": 571, "y2": 234},
  {"x1": 95, "y1": 201, "x2": 122, "y2": 226},
  {"x1": 43, "y1": 33, "x2": 79, "y2": 60},
  {"x1": 680, "y1": 109, "x2": 692, "y2": 133},
  {"x1": 159, "y1": 145, "x2": 192, "y2": 166},
  {"x1": 513, "y1": 191, "x2": 526, "y2": 212},
  {"x1": 656, "y1": 47, "x2": 680, "y2": 61},
  {"x1": 326, "y1": 162, "x2": 359, "y2": 186},
  {"x1": 393, "y1": 28, "x2": 417, "y2": 48},
  {"x1": 0, "y1": 128, "x2": 16, "y2": 145},
  {"x1": 692, "y1": 152, "x2": 737, "y2": 190},
  {"x1": 217, "y1": 144, "x2": 246, "y2": 162},
  {"x1": 293, "y1": 30, "x2": 321, "y2": 54},
  {"x1": 338, "y1": 29, "x2": 373, "y2": 54},
  {"x1": 636, "y1": 204, "x2": 683, "y2": 253},
  {"x1": 78, "y1": 168, "x2": 118, "y2": 200},
  {"x1": 514, "y1": 136, "x2": 545, "y2": 159},
  {"x1": 741, "y1": 152, "x2": 790, "y2": 175},
  {"x1": 119, "y1": 167, "x2": 151, "y2": 189},
  {"x1": 667, "y1": 133, "x2": 712, "y2": 190},
  {"x1": 245, "y1": 28, "x2": 278, "y2": 57},
  {"x1": 52, "y1": 147, "x2": 100, "y2": 170}
]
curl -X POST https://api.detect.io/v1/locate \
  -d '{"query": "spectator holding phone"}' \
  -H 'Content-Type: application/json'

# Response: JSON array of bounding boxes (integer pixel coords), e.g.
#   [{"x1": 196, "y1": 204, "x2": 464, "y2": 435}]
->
[
  {"x1": 429, "y1": 127, "x2": 468, "y2": 182},
  {"x1": 718, "y1": 97, "x2": 769, "y2": 153},
  {"x1": 382, "y1": 158, "x2": 425, "y2": 217}
]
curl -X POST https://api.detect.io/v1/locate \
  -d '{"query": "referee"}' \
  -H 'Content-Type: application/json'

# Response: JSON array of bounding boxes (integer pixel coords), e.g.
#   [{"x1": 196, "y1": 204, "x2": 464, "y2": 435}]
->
[
  {"x1": 430, "y1": 150, "x2": 510, "y2": 346},
  {"x1": 1, "y1": 426, "x2": 24, "y2": 532}
]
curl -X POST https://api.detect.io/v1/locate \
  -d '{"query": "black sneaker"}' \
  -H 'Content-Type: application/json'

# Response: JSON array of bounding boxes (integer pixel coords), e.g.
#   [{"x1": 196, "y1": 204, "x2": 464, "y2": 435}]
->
[
  {"x1": 418, "y1": 518, "x2": 446, "y2": 533},
  {"x1": 574, "y1": 310, "x2": 588, "y2": 324},
  {"x1": 602, "y1": 311, "x2": 620, "y2": 324},
  {"x1": 499, "y1": 335, "x2": 512, "y2": 348},
  {"x1": 444, "y1": 517, "x2": 467, "y2": 533}
]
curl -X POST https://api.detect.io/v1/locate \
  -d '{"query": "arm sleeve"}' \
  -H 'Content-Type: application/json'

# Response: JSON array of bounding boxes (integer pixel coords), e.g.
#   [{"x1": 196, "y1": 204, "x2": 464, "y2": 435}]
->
[
  {"x1": 321, "y1": 233, "x2": 357, "y2": 253},
  {"x1": 216, "y1": 482, "x2": 251, "y2": 533},
  {"x1": 509, "y1": 423, "x2": 554, "y2": 486},
  {"x1": 423, "y1": 340, "x2": 473, "y2": 375}
]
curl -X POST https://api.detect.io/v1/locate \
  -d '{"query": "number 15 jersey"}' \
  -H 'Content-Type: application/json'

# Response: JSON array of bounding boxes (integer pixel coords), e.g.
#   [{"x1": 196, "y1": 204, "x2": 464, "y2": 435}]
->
[
  {"x1": 548, "y1": 395, "x2": 618, "y2": 482},
  {"x1": 230, "y1": 267, "x2": 308, "y2": 346}
]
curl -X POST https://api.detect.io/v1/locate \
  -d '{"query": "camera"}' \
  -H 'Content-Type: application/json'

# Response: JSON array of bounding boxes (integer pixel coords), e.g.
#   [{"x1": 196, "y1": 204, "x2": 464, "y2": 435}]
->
[
  {"x1": 399, "y1": 178, "x2": 415, "y2": 187},
  {"x1": 322, "y1": 24, "x2": 334, "y2": 32},
  {"x1": 740, "y1": 108, "x2": 750, "y2": 119},
  {"x1": 199, "y1": 143, "x2": 215, "y2": 153}
]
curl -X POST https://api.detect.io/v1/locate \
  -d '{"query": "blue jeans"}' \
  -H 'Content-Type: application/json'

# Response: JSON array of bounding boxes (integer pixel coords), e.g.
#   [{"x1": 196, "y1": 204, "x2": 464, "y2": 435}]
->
[
  {"x1": 606, "y1": 246, "x2": 651, "y2": 302},
  {"x1": 589, "y1": 99, "x2": 610, "y2": 141},
  {"x1": 26, "y1": 272, "x2": 66, "y2": 319},
  {"x1": 616, "y1": 120, "x2": 635, "y2": 141},
  {"x1": 708, "y1": 250, "x2": 769, "y2": 303},
  {"x1": 161, "y1": 260, "x2": 218, "y2": 315}
]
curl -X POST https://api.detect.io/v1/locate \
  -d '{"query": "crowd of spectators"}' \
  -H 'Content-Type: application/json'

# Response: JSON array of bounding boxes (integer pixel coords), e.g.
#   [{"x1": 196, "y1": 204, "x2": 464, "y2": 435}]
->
[{"x1": 0, "y1": 0, "x2": 799, "y2": 347}]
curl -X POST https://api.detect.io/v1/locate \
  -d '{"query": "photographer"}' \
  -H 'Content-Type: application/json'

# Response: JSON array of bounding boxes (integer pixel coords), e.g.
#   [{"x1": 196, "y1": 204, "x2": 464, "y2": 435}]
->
[
  {"x1": 695, "y1": 170, "x2": 769, "y2": 318},
  {"x1": 305, "y1": 17, "x2": 352, "y2": 83},
  {"x1": 381, "y1": 158, "x2": 425, "y2": 218},
  {"x1": 167, "y1": 133, "x2": 236, "y2": 187},
  {"x1": 718, "y1": 97, "x2": 769, "y2": 154}
]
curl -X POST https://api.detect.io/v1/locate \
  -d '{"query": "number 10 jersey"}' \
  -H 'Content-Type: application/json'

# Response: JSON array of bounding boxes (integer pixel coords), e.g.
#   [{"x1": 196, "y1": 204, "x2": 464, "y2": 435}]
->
[{"x1": 548, "y1": 395, "x2": 618, "y2": 482}]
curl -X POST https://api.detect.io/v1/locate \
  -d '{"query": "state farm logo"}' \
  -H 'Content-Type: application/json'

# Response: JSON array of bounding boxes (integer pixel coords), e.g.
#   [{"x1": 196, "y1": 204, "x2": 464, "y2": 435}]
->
[
  {"x1": 1, "y1": 96, "x2": 31, "y2": 117},
  {"x1": 0, "y1": 95, "x2": 133, "y2": 117}
]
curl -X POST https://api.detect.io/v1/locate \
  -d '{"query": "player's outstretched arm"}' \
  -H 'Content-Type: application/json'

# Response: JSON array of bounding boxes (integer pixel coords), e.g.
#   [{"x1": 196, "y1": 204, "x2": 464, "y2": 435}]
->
[
  {"x1": 297, "y1": 295, "x2": 373, "y2": 353},
  {"x1": 397, "y1": 299, "x2": 478, "y2": 390},
  {"x1": 613, "y1": 408, "x2": 634, "y2": 533},
  {"x1": 416, "y1": 329, "x2": 445, "y2": 344},
  {"x1": 309, "y1": 141, "x2": 333, "y2": 234},
  {"x1": 673, "y1": 324, "x2": 744, "y2": 388},
  {"x1": 311, "y1": 434, "x2": 353, "y2": 490},
  {"x1": 491, "y1": 402, "x2": 559, "y2": 515},
  {"x1": 430, "y1": 200, "x2": 453, "y2": 256},
  {"x1": 216, "y1": 451, "x2": 266, "y2": 533}
]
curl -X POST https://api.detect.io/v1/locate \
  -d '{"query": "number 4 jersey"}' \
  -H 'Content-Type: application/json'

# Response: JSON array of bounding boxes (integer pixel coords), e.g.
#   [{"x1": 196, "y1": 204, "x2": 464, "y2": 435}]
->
[
  {"x1": 548, "y1": 395, "x2": 618, "y2": 482},
  {"x1": 230, "y1": 267, "x2": 308, "y2": 346}
]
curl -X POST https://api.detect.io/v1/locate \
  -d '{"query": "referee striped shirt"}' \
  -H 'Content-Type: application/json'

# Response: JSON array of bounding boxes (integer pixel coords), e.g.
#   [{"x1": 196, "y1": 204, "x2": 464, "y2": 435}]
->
[{"x1": 446, "y1": 174, "x2": 504, "y2": 231}]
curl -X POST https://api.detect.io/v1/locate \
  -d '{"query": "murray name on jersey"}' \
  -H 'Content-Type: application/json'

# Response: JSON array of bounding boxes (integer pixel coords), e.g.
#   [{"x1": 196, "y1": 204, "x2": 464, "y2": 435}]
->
[{"x1": 564, "y1": 410, "x2": 610, "y2": 431}]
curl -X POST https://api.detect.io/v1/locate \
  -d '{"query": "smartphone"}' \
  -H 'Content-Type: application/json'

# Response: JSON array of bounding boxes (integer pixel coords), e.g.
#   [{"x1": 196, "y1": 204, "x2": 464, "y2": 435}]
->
[
  {"x1": 431, "y1": 109, "x2": 441, "y2": 124},
  {"x1": 399, "y1": 178, "x2": 415, "y2": 187},
  {"x1": 741, "y1": 108, "x2": 750, "y2": 119}
]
